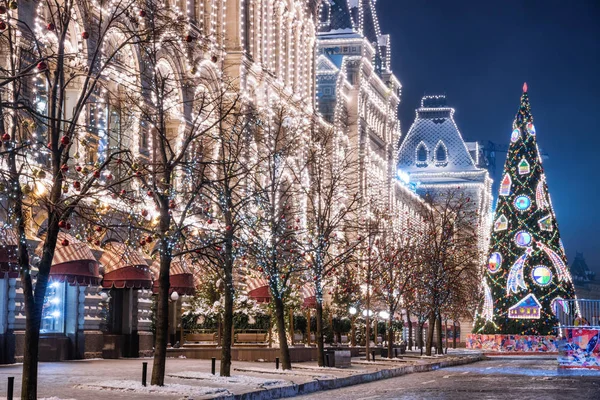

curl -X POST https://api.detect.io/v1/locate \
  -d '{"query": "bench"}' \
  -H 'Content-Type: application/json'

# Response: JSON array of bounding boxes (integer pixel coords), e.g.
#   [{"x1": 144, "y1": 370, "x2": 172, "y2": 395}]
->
[
  {"x1": 184, "y1": 332, "x2": 217, "y2": 347},
  {"x1": 235, "y1": 332, "x2": 268, "y2": 346}
]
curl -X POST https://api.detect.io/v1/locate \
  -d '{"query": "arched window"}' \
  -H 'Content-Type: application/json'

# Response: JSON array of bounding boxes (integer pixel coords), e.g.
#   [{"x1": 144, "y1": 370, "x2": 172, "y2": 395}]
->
[
  {"x1": 434, "y1": 141, "x2": 448, "y2": 166},
  {"x1": 416, "y1": 142, "x2": 428, "y2": 166}
]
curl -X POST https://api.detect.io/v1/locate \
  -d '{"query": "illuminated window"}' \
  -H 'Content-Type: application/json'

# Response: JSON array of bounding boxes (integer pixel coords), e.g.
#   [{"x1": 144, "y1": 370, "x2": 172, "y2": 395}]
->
[
  {"x1": 41, "y1": 281, "x2": 66, "y2": 333},
  {"x1": 435, "y1": 141, "x2": 448, "y2": 166},
  {"x1": 416, "y1": 142, "x2": 428, "y2": 166}
]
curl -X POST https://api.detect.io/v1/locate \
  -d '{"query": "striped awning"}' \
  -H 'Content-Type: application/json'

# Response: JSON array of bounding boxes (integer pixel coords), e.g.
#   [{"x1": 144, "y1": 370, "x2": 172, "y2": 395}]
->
[
  {"x1": 150, "y1": 255, "x2": 195, "y2": 296},
  {"x1": 35, "y1": 232, "x2": 100, "y2": 285},
  {"x1": 0, "y1": 225, "x2": 19, "y2": 278},
  {"x1": 100, "y1": 242, "x2": 152, "y2": 289},
  {"x1": 301, "y1": 283, "x2": 317, "y2": 308}
]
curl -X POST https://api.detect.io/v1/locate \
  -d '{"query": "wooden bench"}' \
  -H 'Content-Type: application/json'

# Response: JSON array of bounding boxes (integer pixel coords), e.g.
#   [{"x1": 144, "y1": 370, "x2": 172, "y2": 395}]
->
[
  {"x1": 184, "y1": 332, "x2": 217, "y2": 347},
  {"x1": 234, "y1": 332, "x2": 268, "y2": 347}
]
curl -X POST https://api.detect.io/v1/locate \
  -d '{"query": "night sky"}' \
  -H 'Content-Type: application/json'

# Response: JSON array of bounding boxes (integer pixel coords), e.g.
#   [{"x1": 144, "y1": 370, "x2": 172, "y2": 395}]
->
[{"x1": 378, "y1": 0, "x2": 600, "y2": 274}]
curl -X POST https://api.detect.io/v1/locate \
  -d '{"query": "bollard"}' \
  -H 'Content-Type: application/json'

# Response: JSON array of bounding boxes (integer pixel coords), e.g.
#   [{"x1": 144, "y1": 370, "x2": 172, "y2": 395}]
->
[
  {"x1": 7, "y1": 377, "x2": 14, "y2": 400},
  {"x1": 211, "y1": 357, "x2": 216, "y2": 375},
  {"x1": 142, "y1": 362, "x2": 147, "y2": 387},
  {"x1": 371, "y1": 350, "x2": 375, "y2": 361},
  {"x1": 420, "y1": 347, "x2": 423, "y2": 356},
  {"x1": 325, "y1": 354, "x2": 330, "y2": 367},
  {"x1": 275, "y1": 357, "x2": 280, "y2": 370}
]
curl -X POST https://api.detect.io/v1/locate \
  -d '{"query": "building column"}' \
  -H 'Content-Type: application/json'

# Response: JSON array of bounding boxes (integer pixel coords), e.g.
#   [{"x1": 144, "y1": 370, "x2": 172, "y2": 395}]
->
[
  {"x1": 75, "y1": 285, "x2": 86, "y2": 359},
  {"x1": 2, "y1": 278, "x2": 17, "y2": 363}
]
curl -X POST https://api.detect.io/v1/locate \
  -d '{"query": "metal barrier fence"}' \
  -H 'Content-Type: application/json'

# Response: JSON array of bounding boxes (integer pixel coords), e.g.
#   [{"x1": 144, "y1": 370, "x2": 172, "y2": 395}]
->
[{"x1": 554, "y1": 299, "x2": 600, "y2": 328}]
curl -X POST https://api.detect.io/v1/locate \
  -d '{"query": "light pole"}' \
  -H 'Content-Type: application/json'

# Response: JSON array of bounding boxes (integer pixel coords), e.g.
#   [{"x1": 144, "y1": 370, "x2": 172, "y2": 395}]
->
[{"x1": 349, "y1": 307, "x2": 357, "y2": 346}]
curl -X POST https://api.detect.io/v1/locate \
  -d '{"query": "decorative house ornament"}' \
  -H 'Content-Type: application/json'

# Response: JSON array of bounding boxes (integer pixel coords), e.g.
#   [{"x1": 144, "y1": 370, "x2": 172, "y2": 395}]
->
[
  {"x1": 514, "y1": 195, "x2": 531, "y2": 211},
  {"x1": 509, "y1": 294, "x2": 542, "y2": 319},
  {"x1": 488, "y1": 252, "x2": 502, "y2": 274},
  {"x1": 518, "y1": 158, "x2": 530, "y2": 175},
  {"x1": 532, "y1": 265, "x2": 553, "y2": 287},
  {"x1": 538, "y1": 215, "x2": 553, "y2": 231},
  {"x1": 494, "y1": 215, "x2": 508, "y2": 231},
  {"x1": 500, "y1": 174, "x2": 512, "y2": 196}
]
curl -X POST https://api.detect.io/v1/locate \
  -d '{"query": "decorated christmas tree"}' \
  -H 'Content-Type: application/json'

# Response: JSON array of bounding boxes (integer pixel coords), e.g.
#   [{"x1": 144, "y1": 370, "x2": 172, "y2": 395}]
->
[{"x1": 474, "y1": 83, "x2": 577, "y2": 335}]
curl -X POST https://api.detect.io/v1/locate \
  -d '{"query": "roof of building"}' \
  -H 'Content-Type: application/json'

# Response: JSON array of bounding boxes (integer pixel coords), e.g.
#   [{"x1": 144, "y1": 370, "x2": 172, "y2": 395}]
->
[{"x1": 398, "y1": 95, "x2": 480, "y2": 174}]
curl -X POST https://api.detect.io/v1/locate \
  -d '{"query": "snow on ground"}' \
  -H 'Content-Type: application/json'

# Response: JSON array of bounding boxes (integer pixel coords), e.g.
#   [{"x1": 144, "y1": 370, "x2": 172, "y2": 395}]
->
[
  {"x1": 39, "y1": 398, "x2": 78, "y2": 400},
  {"x1": 168, "y1": 371, "x2": 288, "y2": 387},
  {"x1": 74, "y1": 380, "x2": 231, "y2": 397},
  {"x1": 233, "y1": 366, "x2": 335, "y2": 379}
]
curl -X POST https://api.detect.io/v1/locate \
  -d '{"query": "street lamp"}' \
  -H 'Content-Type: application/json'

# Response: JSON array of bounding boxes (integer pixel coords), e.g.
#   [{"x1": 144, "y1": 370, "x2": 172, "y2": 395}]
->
[{"x1": 349, "y1": 307, "x2": 357, "y2": 347}]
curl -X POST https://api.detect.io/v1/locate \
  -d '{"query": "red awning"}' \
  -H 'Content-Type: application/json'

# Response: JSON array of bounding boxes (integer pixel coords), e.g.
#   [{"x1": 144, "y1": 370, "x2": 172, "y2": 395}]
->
[
  {"x1": 150, "y1": 256, "x2": 195, "y2": 296},
  {"x1": 246, "y1": 276, "x2": 271, "y2": 303},
  {"x1": 301, "y1": 283, "x2": 317, "y2": 308},
  {"x1": 0, "y1": 226, "x2": 18, "y2": 279},
  {"x1": 100, "y1": 242, "x2": 152, "y2": 289},
  {"x1": 35, "y1": 232, "x2": 100, "y2": 285}
]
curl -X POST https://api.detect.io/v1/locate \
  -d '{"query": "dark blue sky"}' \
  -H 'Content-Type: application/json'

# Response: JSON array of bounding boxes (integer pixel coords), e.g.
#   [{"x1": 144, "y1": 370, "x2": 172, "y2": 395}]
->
[{"x1": 379, "y1": 0, "x2": 600, "y2": 274}]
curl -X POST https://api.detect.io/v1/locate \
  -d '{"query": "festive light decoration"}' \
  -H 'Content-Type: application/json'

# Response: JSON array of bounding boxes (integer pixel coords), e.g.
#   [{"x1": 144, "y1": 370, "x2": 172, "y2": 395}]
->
[
  {"x1": 508, "y1": 293, "x2": 541, "y2": 319},
  {"x1": 513, "y1": 195, "x2": 531, "y2": 211},
  {"x1": 518, "y1": 158, "x2": 530, "y2": 175},
  {"x1": 531, "y1": 265, "x2": 553, "y2": 287},
  {"x1": 488, "y1": 252, "x2": 502, "y2": 274},
  {"x1": 514, "y1": 231, "x2": 532, "y2": 247},
  {"x1": 500, "y1": 174, "x2": 512, "y2": 196},
  {"x1": 474, "y1": 84, "x2": 577, "y2": 335},
  {"x1": 494, "y1": 214, "x2": 508, "y2": 231}
]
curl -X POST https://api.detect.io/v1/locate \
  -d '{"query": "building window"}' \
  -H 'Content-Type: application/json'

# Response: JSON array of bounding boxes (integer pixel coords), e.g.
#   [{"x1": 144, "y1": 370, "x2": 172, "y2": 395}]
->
[
  {"x1": 435, "y1": 141, "x2": 448, "y2": 166},
  {"x1": 416, "y1": 142, "x2": 428, "y2": 167},
  {"x1": 41, "y1": 281, "x2": 66, "y2": 333}
]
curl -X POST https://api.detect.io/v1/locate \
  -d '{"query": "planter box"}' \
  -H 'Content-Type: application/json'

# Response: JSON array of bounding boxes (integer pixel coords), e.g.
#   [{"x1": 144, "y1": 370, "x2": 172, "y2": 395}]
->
[{"x1": 325, "y1": 350, "x2": 351, "y2": 368}]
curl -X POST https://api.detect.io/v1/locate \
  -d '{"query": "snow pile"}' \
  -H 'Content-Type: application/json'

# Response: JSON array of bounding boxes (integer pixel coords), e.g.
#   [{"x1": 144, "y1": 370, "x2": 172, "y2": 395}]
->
[
  {"x1": 234, "y1": 366, "x2": 334, "y2": 379},
  {"x1": 74, "y1": 380, "x2": 231, "y2": 396},
  {"x1": 168, "y1": 371, "x2": 288, "y2": 387},
  {"x1": 40, "y1": 398, "x2": 78, "y2": 400}
]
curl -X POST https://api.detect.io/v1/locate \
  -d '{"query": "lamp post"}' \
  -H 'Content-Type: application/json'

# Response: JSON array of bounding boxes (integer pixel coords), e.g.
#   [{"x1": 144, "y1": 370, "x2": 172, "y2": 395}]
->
[{"x1": 349, "y1": 307, "x2": 357, "y2": 347}]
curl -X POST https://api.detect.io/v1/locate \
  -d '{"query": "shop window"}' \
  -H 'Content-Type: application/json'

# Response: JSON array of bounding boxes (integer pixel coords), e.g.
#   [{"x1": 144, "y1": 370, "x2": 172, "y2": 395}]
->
[{"x1": 41, "y1": 281, "x2": 66, "y2": 333}]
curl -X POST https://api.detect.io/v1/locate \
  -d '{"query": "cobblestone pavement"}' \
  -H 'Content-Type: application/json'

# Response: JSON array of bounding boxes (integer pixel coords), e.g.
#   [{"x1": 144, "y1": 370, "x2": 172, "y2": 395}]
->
[{"x1": 296, "y1": 357, "x2": 600, "y2": 400}]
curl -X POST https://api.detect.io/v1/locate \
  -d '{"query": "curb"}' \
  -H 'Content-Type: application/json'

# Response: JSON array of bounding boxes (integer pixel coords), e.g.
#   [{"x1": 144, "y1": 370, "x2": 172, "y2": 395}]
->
[{"x1": 213, "y1": 354, "x2": 484, "y2": 400}]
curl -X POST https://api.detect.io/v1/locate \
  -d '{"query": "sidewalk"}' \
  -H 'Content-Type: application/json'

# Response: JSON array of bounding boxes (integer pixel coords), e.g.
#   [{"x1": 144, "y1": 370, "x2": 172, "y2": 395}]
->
[{"x1": 0, "y1": 349, "x2": 484, "y2": 400}]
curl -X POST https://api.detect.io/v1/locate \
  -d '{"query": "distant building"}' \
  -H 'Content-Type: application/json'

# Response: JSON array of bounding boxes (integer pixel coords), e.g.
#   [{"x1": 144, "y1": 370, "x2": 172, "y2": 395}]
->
[{"x1": 397, "y1": 95, "x2": 493, "y2": 258}]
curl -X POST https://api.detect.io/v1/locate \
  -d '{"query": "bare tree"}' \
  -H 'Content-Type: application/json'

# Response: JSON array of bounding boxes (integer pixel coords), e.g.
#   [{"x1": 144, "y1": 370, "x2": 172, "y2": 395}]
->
[
  {"x1": 298, "y1": 127, "x2": 363, "y2": 367},
  {"x1": 194, "y1": 93, "x2": 256, "y2": 377},
  {"x1": 372, "y1": 214, "x2": 418, "y2": 358},
  {"x1": 244, "y1": 105, "x2": 308, "y2": 370},
  {"x1": 0, "y1": 1, "x2": 152, "y2": 397},
  {"x1": 418, "y1": 188, "x2": 480, "y2": 356}
]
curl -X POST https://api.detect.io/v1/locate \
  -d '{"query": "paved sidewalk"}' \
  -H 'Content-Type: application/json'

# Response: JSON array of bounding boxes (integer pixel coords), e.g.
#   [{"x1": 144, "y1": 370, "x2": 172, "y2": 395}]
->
[{"x1": 0, "y1": 349, "x2": 483, "y2": 400}]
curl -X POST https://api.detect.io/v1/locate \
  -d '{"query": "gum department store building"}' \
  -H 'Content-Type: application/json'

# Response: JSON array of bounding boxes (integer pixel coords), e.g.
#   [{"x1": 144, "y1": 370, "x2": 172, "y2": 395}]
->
[{"x1": 0, "y1": 0, "x2": 491, "y2": 362}]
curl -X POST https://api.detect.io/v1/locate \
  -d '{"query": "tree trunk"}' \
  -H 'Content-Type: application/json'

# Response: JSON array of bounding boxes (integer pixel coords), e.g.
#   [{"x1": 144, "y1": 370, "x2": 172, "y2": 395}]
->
[
  {"x1": 151, "y1": 245, "x2": 171, "y2": 386},
  {"x1": 453, "y1": 322, "x2": 457, "y2": 349},
  {"x1": 425, "y1": 312, "x2": 435, "y2": 356},
  {"x1": 407, "y1": 312, "x2": 413, "y2": 350},
  {"x1": 21, "y1": 218, "x2": 58, "y2": 399},
  {"x1": 387, "y1": 323, "x2": 394, "y2": 359},
  {"x1": 274, "y1": 297, "x2": 292, "y2": 370},
  {"x1": 220, "y1": 269, "x2": 234, "y2": 376},
  {"x1": 315, "y1": 302, "x2": 325, "y2": 367},
  {"x1": 436, "y1": 313, "x2": 443, "y2": 355}
]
